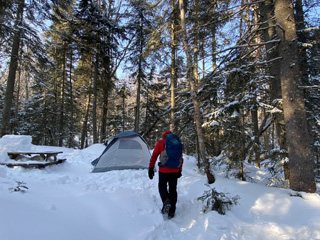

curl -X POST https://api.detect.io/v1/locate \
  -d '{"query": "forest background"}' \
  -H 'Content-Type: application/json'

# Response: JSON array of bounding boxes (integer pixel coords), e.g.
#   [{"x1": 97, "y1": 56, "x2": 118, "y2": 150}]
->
[{"x1": 0, "y1": 0, "x2": 319, "y2": 193}]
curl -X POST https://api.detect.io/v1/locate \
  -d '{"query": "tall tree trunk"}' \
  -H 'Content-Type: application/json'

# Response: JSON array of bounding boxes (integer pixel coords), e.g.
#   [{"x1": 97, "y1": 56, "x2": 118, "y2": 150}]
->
[
  {"x1": 81, "y1": 95, "x2": 91, "y2": 149},
  {"x1": 135, "y1": 38, "x2": 143, "y2": 133},
  {"x1": 294, "y1": 0, "x2": 315, "y2": 176},
  {"x1": 43, "y1": 91, "x2": 48, "y2": 145},
  {"x1": 240, "y1": 113, "x2": 246, "y2": 180},
  {"x1": 192, "y1": 0, "x2": 201, "y2": 161},
  {"x1": 100, "y1": 92, "x2": 109, "y2": 141},
  {"x1": 122, "y1": 85, "x2": 127, "y2": 132},
  {"x1": 92, "y1": 47, "x2": 99, "y2": 143},
  {"x1": 134, "y1": 17, "x2": 143, "y2": 133},
  {"x1": 1, "y1": 0, "x2": 24, "y2": 137},
  {"x1": 170, "y1": 0, "x2": 177, "y2": 123},
  {"x1": 274, "y1": 0, "x2": 316, "y2": 193},
  {"x1": 211, "y1": 0, "x2": 220, "y2": 156},
  {"x1": 193, "y1": 0, "x2": 200, "y2": 88},
  {"x1": 211, "y1": 0, "x2": 217, "y2": 73},
  {"x1": 259, "y1": 0, "x2": 288, "y2": 178},
  {"x1": 100, "y1": 29, "x2": 112, "y2": 142},
  {"x1": 134, "y1": 62, "x2": 141, "y2": 133},
  {"x1": 251, "y1": 99, "x2": 260, "y2": 168},
  {"x1": 68, "y1": 49, "x2": 74, "y2": 148},
  {"x1": 179, "y1": 0, "x2": 215, "y2": 184},
  {"x1": 52, "y1": 69, "x2": 59, "y2": 145},
  {"x1": 14, "y1": 62, "x2": 22, "y2": 134},
  {"x1": 58, "y1": 47, "x2": 66, "y2": 147},
  {"x1": 100, "y1": 74, "x2": 109, "y2": 143},
  {"x1": 251, "y1": 4, "x2": 261, "y2": 168},
  {"x1": 294, "y1": 0, "x2": 308, "y2": 86}
]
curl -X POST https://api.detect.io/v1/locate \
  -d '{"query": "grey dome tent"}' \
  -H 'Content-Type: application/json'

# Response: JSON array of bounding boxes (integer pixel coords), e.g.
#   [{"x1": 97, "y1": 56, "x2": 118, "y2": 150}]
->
[{"x1": 92, "y1": 131, "x2": 151, "y2": 172}]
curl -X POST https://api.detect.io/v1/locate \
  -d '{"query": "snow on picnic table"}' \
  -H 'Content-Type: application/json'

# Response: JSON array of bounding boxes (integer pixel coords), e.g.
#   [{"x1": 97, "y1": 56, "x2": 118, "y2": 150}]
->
[{"x1": 0, "y1": 135, "x2": 320, "y2": 240}]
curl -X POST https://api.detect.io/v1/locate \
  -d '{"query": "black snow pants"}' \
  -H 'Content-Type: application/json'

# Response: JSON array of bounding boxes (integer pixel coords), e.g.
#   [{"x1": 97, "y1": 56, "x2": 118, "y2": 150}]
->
[{"x1": 158, "y1": 172, "x2": 179, "y2": 212}]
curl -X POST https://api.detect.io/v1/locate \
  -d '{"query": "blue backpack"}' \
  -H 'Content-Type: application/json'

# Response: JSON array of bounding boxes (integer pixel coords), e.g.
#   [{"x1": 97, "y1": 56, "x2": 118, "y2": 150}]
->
[{"x1": 159, "y1": 134, "x2": 183, "y2": 168}]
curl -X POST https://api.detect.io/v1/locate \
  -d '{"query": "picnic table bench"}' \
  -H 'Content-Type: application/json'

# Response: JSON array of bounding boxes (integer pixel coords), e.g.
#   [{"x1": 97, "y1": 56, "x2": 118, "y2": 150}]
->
[
  {"x1": 7, "y1": 151, "x2": 63, "y2": 161},
  {"x1": 0, "y1": 151, "x2": 66, "y2": 169}
]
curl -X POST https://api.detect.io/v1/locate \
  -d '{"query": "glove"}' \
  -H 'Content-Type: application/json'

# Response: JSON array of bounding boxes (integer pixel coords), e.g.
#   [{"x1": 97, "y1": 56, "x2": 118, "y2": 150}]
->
[
  {"x1": 178, "y1": 171, "x2": 182, "y2": 178},
  {"x1": 148, "y1": 167, "x2": 154, "y2": 180}
]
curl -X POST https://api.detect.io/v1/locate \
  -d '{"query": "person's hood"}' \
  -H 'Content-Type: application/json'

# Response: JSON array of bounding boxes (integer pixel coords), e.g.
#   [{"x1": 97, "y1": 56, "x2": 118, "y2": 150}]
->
[{"x1": 162, "y1": 130, "x2": 172, "y2": 139}]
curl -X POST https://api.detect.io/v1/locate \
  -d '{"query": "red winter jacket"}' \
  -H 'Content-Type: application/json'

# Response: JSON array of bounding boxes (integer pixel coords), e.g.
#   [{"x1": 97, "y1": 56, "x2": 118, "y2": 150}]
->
[{"x1": 149, "y1": 130, "x2": 183, "y2": 173}]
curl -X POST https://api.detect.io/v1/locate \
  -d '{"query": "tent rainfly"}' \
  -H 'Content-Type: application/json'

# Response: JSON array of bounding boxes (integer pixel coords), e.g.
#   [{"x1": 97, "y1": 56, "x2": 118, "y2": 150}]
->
[{"x1": 92, "y1": 131, "x2": 151, "y2": 172}]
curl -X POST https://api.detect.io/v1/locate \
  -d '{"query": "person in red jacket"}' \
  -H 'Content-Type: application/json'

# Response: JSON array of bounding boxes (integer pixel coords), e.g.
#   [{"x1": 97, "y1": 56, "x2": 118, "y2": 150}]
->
[{"x1": 148, "y1": 130, "x2": 183, "y2": 219}]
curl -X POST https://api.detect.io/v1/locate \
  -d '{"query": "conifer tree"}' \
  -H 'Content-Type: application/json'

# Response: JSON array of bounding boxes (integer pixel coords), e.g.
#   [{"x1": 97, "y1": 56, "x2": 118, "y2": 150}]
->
[
  {"x1": 0, "y1": 0, "x2": 72, "y2": 140},
  {"x1": 179, "y1": 0, "x2": 215, "y2": 184},
  {"x1": 1, "y1": 0, "x2": 25, "y2": 137},
  {"x1": 274, "y1": 0, "x2": 316, "y2": 193},
  {"x1": 125, "y1": 0, "x2": 154, "y2": 133}
]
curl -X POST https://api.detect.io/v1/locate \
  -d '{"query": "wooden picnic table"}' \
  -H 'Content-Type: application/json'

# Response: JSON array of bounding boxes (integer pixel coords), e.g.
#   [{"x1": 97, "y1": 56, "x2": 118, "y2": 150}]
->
[
  {"x1": 1, "y1": 151, "x2": 66, "y2": 169},
  {"x1": 7, "y1": 151, "x2": 63, "y2": 161}
]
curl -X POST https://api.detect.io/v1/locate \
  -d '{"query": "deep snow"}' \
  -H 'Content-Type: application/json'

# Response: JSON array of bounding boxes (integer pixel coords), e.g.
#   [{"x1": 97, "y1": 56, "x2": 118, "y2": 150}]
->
[{"x1": 0, "y1": 135, "x2": 320, "y2": 240}]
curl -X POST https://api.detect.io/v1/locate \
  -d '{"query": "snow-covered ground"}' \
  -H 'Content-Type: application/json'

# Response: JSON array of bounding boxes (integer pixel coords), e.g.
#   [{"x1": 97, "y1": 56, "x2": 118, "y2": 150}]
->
[{"x1": 0, "y1": 135, "x2": 319, "y2": 240}]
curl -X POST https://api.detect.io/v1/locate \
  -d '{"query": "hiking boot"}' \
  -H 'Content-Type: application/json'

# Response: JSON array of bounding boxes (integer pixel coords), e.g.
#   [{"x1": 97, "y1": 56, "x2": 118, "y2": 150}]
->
[
  {"x1": 161, "y1": 199, "x2": 171, "y2": 214},
  {"x1": 168, "y1": 209, "x2": 175, "y2": 219}
]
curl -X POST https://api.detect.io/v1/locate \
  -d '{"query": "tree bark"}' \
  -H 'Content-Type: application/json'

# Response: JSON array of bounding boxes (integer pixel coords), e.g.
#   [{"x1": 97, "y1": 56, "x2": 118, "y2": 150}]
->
[
  {"x1": 134, "y1": 20, "x2": 143, "y2": 133},
  {"x1": 251, "y1": 98, "x2": 260, "y2": 168},
  {"x1": 68, "y1": 49, "x2": 74, "y2": 148},
  {"x1": 81, "y1": 95, "x2": 91, "y2": 149},
  {"x1": 193, "y1": 0, "x2": 200, "y2": 88},
  {"x1": 170, "y1": 0, "x2": 177, "y2": 123},
  {"x1": 134, "y1": 62, "x2": 141, "y2": 133},
  {"x1": 1, "y1": 0, "x2": 24, "y2": 137},
  {"x1": 92, "y1": 47, "x2": 99, "y2": 143},
  {"x1": 211, "y1": 0, "x2": 220, "y2": 156},
  {"x1": 100, "y1": 27, "x2": 112, "y2": 142},
  {"x1": 274, "y1": 0, "x2": 316, "y2": 193},
  {"x1": 294, "y1": 0, "x2": 308, "y2": 85},
  {"x1": 58, "y1": 46, "x2": 66, "y2": 147},
  {"x1": 259, "y1": 0, "x2": 288, "y2": 177},
  {"x1": 179, "y1": 0, "x2": 215, "y2": 184},
  {"x1": 14, "y1": 62, "x2": 22, "y2": 134}
]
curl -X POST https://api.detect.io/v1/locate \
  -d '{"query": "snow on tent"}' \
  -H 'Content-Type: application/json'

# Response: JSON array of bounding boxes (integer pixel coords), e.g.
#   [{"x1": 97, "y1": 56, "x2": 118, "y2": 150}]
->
[{"x1": 92, "y1": 131, "x2": 151, "y2": 172}]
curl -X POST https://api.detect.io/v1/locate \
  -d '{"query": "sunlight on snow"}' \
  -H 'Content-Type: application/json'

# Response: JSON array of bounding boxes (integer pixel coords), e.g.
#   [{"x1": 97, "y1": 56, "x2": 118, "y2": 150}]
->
[
  {"x1": 251, "y1": 193, "x2": 291, "y2": 216},
  {"x1": 204, "y1": 217, "x2": 209, "y2": 231},
  {"x1": 236, "y1": 181, "x2": 250, "y2": 185},
  {"x1": 180, "y1": 219, "x2": 197, "y2": 232}
]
